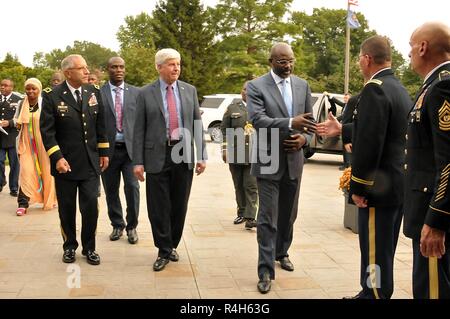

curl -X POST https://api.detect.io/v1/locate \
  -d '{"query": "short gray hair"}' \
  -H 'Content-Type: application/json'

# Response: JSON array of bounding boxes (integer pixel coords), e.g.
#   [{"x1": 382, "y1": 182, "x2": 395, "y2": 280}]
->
[
  {"x1": 155, "y1": 48, "x2": 181, "y2": 70},
  {"x1": 61, "y1": 54, "x2": 84, "y2": 71}
]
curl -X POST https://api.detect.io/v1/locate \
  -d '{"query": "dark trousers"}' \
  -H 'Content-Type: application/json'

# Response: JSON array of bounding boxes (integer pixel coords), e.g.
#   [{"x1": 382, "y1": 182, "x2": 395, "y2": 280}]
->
[
  {"x1": 101, "y1": 145, "x2": 140, "y2": 231},
  {"x1": 0, "y1": 147, "x2": 19, "y2": 192},
  {"x1": 146, "y1": 146, "x2": 193, "y2": 258},
  {"x1": 18, "y1": 187, "x2": 30, "y2": 208},
  {"x1": 357, "y1": 205, "x2": 402, "y2": 299},
  {"x1": 256, "y1": 171, "x2": 299, "y2": 280},
  {"x1": 412, "y1": 239, "x2": 450, "y2": 299},
  {"x1": 343, "y1": 149, "x2": 351, "y2": 168},
  {"x1": 229, "y1": 164, "x2": 258, "y2": 219},
  {"x1": 55, "y1": 174, "x2": 99, "y2": 253}
]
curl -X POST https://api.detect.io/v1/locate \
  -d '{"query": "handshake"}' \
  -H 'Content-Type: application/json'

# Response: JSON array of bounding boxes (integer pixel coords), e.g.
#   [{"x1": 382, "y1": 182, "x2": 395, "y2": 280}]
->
[{"x1": 291, "y1": 113, "x2": 317, "y2": 133}]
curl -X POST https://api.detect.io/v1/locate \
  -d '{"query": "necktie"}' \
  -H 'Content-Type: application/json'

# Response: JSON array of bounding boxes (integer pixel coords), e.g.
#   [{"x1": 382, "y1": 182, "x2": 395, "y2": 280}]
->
[
  {"x1": 114, "y1": 87, "x2": 123, "y2": 132},
  {"x1": 166, "y1": 85, "x2": 179, "y2": 140},
  {"x1": 281, "y1": 79, "x2": 293, "y2": 117},
  {"x1": 74, "y1": 89, "x2": 82, "y2": 108}
]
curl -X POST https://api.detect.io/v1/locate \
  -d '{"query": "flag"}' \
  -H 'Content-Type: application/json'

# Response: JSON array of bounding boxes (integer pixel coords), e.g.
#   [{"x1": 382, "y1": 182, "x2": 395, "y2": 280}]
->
[
  {"x1": 347, "y1": 9, "x2": 361, "y2": 29},
  {"x1": 348, "y1": 0, "x2": 359, "y2": 6}
]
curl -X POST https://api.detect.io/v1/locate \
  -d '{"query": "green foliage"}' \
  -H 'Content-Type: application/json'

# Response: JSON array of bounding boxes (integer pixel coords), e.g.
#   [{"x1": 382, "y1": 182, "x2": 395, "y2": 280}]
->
[
  {"x1": 150, "y1": 0, "x2": 221, "y2": 98},
  {"x1": 40, "y1": 41, "x2": 117, "y2": 71},
  {"x1": 212, "y1": 0, "x2": 292, "y2": 93},
  {"x1": 0, "y1": 53, "x2": 27, "y2": 91},
  {"x1": 120, "y1": 45, "x2": 158, "y2": 87},
  {"x1": 117, "y1": 13, "x2": 156, "y2": 50}
]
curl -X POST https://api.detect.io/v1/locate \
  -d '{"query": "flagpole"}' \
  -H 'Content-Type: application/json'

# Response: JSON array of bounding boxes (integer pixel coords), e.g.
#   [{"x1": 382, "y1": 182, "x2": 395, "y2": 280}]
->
[{"x1": 344, "y1": 1, "x2": 351, "y2": 94}]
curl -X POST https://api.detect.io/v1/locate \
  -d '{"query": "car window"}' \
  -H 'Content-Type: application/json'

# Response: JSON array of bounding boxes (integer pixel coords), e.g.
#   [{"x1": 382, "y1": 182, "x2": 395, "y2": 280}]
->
[
  {"x1": 231, "y1": 98, "x2": 242, "y2": 104},
  {"x1": 200, "y1": 98, "x2": 225, "y2": 108},
  {"x1": 311, "y1": 96, "x2": 318, "y2": 106}
]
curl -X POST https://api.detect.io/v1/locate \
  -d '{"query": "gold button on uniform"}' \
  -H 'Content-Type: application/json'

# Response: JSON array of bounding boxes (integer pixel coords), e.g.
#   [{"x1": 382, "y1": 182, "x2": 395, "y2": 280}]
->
[
  {"x1": 423, "y1": 187, "x2": 428, "y2": 192},
  {"x1": 404, "y1": 164, "x2": 408, "y2": 170}
]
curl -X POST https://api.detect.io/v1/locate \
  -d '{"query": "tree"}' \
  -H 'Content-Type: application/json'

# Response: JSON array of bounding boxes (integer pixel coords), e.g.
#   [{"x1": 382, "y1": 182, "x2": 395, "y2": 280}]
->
[
  {"x1": 0, "y1": 53, "x2": 27, "y2": 92},
  {"x1": 39, "y1": 41, "x2": 117, "y2": 71},
  {"x1": 117, "y1": 13, "x2": 156, "y2": 50},
  {"x1": 212, "y1": 0, "x2": 292, "y2": 93},
  {"x1": 120, "y1": 45, "x2": 158, "y2": 87},
  {"x1": 151, "y1": 0, "x2": 222, "y2": 97}
]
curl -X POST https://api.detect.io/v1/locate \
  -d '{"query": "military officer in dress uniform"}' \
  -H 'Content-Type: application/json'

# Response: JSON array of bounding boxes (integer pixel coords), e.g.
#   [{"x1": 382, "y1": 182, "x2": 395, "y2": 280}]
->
[
  {"x1": 0, "y1": 79, "x2": 22, "y2": 196},
  {"x1": 221, "y1": 82, "x2": 258, "y2": 229},
  {"x1": 40, "y1": 54, "x2": 109, "y2": 266},
  {"x1": 404, "y1": 22, "x2": 450, "y2": 299},
  {"x1": 347, "y1": 36, "x2": 411, "y2": 299}
]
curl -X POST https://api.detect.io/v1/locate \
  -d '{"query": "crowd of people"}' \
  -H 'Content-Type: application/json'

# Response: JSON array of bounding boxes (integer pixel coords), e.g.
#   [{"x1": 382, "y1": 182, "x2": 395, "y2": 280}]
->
[{"x1": 0, "y1": 21, "x2": 448, "y2": 299}]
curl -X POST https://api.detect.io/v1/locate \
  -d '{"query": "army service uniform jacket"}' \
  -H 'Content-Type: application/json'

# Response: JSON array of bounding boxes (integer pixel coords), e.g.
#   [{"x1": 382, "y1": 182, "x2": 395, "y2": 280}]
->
[
  {"x1": 40, "y1": 82, "x2": 109, "y2": 180},
  {"x1": 404, "y1": 63, "x2": 450, "y2": 239},
  {"x1": 221, "y1": 101, "x2": 254, "y2": 165},
  {"x1": 0, "y1": 93, "x2": 22, "y2": 148},
  {"x1": 349, "y1": 69, "x2": 411, "y2": 207}
]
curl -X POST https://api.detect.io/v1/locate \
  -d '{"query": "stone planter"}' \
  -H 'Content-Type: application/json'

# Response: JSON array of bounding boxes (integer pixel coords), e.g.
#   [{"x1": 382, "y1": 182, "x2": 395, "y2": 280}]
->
[{"x1": 343, "y1": 192, "x2": 358, "y2": 234}]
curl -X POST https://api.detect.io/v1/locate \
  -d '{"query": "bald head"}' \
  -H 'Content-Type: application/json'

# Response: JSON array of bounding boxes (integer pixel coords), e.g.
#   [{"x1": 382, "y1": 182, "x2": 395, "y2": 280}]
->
[
  {"x1": 270, "y1": 43, "x2": 293, "y2": 59},
  {"x1": 409, "y1": 22, "x2": 450, "y2": 77},
  {"x1": 412, "y1": 22, "x2": 450, "y2": 57},
  {"x1": 269, "y1": 43, "x2": 295, "y2": 78},
  {"x1": 107, "y1": 56, "x2": 126, "y2": 86}
]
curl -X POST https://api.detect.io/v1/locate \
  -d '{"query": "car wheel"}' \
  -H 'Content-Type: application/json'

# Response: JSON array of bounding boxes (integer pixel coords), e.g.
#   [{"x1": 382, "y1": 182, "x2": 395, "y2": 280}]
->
[
  {"x1": 304, "y1": 147, "x2": 315, "y2": 159},
  {"x1": 209, "y1": 124, "x2": 223, "y2": 143}
]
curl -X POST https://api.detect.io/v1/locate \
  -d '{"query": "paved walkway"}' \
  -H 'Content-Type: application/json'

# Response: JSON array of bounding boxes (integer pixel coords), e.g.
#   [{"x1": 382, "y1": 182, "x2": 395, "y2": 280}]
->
[{"x1": 0, "y1": 143, "x2": 413, "y2": 298}]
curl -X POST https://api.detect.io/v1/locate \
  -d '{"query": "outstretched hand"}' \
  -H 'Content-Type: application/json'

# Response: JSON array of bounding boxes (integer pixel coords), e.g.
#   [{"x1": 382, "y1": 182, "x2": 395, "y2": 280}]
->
[{"x1": 317, "y1": 112, "x2": 342, "y2": 137}]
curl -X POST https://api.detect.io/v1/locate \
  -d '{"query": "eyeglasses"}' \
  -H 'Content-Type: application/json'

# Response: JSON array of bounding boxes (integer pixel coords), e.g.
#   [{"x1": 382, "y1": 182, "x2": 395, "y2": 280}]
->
[
  {"x1": 69, "y1": 66, "x2": 89, "y2": 71},
  {"x1": 274, "y1": 59, "x2": 296, "y2": 66}
]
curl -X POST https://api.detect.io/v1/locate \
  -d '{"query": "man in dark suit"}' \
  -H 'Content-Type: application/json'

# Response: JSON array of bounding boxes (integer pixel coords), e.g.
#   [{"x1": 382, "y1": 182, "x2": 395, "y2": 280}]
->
[
  {"x1": 346, "y1": 36, "x2": 411, "y2": 299},
  {"x1": 133, "y1": 48, "x2": 207, "y2": 272},
  {"x1": 247, "y1": 43, "x2": 317, "y2": 294},
  {"x1": 40, "y1": 54, "x2": 109, "y2": 265},
  {"x1": 404, "y1": 22, "x2": 450, "y2": 299},
  {"x1": 0, "y1": 79, "x2": 22, "y2": 196},
  {"x1": 101, "y1": 57, "x2": 140, "y2": 244}
]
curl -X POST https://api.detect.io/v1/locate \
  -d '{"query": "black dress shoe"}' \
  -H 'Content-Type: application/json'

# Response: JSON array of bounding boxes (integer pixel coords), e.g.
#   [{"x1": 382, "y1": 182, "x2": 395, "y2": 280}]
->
[
  {"x1": 127, "y1": 229, "x2": 138, "y2": 244},
  {"x1": 278, "y1": 256, "x2": 294, "y2": 271},
  {"x1": 83, "y1": 250, "x2": 101, "y2": 265},
  {"x1": 153, "y1": 257, "x2": 169, "y2": 271},
  {"x1": 109, "y1": 227, "x2": 123, "y2": 241},
  {"x1": 257, "y1": 273, "x2": 271, "y2": 294},
  {"x1": 10, "y1": 190, "x2": 18, "y2": 197},
  {"x1": 169, "y1": 249, "x2": 179, "y2": 262},
  {"x1": 233, "y1": 216, "x2": 245, "y2": 224},
  {"x1": 245, "y1": 218, "x2": 257, "y2": 229},
  {"x1": 62, "y1": 249, "x2": 76, "y2": 263},
  {"x1": 343, "y1": 291, "x2": 364, "y2": 299}
]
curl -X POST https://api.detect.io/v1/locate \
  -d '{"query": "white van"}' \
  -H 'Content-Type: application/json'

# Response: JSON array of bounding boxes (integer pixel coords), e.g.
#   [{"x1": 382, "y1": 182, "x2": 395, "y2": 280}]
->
[
  {"x1": 199, "y1": 94, "x2": 242, "y2": 142},
  {"x1": 199, "y1": 92, "x2": 346, "y2": 157}
]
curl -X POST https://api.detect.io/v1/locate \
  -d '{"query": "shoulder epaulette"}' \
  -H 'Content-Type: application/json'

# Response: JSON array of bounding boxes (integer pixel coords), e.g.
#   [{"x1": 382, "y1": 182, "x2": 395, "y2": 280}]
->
[
  {"x1": 365, "y1": 79, "x2": 383, "y2": 86},
  {"x1": 43, "y1": 87, "x2": 52, "y2": 93},
  {"x1": 93, "y1": 84, "x2": 100, "y2": 90},
  {"x1": 438, "y1": 70, "x2": 450, "y2": 81}
]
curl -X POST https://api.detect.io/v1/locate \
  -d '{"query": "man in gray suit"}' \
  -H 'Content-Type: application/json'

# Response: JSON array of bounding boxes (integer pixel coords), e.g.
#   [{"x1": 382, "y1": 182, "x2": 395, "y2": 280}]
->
[
  {"x1": 133, "y1": 48, "x2": 207, "y2": 272},
  {"x1": 100, "y1": 57, "x2": 140, "y2": 244},
  {"x1": 247, "y1": 43, "x2": 317, "y2": 294}
]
